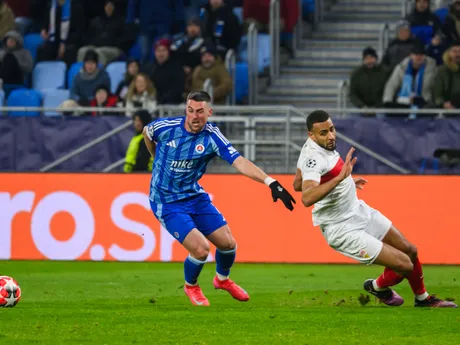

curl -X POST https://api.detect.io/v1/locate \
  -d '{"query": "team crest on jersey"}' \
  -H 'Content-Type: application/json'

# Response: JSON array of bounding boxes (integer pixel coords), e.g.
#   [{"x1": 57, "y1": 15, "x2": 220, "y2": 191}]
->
[
  {"x1": 306, "y1": 158, "x2": 317, "y2": 168},
  {"x1": 195, "y1": 144, "x2": 205, "y2": 154}
]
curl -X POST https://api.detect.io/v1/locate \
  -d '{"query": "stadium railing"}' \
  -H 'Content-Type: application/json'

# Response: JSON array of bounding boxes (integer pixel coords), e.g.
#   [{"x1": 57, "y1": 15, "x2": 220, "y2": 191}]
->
[
  {"x1": 269, "y1": 0, "x2": 281, "y2": 79},
  {"x1": 378, "y1": 22, "x2": 390, "y2": 62},
  {"x1": 248, "y1": 23, "x2": 259, "y2": 105},
  {"x1": 15, "y1": 105, "x2": 438, "y2": 174},
  {"x1": 225, "y1": 49, "x2": 236, "y2": 105},
  {"x1": 337, "y1": 80, "x2": 349, "y2": 115}
]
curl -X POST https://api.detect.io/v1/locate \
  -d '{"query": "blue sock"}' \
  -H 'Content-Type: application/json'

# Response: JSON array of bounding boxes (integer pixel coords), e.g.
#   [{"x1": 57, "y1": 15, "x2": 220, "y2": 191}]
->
[
  {"x1": 184, "y1": 255, "x2": 206, "y2": 285},
  {"x1": 216, "y1": 247, "x2": 236, "y2": 277}
]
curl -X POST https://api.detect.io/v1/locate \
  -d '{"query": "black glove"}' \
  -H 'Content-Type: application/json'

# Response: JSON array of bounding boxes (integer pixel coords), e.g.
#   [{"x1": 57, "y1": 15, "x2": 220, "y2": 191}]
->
[{"x1": 269, "y1": 181, "x2": 296, "y2": 211}]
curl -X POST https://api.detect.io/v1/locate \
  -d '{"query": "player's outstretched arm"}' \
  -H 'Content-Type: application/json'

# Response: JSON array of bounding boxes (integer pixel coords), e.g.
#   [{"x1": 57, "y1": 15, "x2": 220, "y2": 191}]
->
[
  {"x1": 142, "y1": 126, "x2": 156, "y2": 158},
  {"x1": 232, "y1": 156, "x2": 296, "y2": 211},
  {"x1": 302, "y1": 147, "x2": 357, "y2": 207},
  {"x1": 293, "y1": 168, "x2": 303, "y2": 192}
]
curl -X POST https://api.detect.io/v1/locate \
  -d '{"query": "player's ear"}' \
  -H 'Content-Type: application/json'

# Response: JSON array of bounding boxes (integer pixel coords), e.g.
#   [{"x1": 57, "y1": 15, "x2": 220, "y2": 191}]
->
[{"x1": 208, "y1": 106, "x2": 213, "y2": 117}]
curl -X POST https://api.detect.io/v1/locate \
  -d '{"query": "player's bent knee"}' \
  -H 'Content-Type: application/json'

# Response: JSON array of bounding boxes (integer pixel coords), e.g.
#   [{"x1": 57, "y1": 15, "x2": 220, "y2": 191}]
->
[
  {"x1": 407, "y1": 244, "x2": 418, "y2": 261},
  {"x1": 190, "y1": 243, "x2": 210, "y2": 261}
]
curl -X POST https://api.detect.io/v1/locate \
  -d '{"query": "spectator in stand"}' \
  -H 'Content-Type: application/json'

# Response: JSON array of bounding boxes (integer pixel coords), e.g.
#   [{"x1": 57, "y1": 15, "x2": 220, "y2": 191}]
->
[
  {"x1": 126, "y1": 0, "x2": 185, "y2": 64},
  {"x1": 0, "y1": 30, "x2": 33, "y2": 84},
  {"x1": 425, "y1": 32, "x2": 449, "y2": 65},
  {"x1": 149, "y1": 38, "x2": 185, "y2": 105},
  {"x1": 89, "y1": 84, "x2": 118, "y2": 115},
  {"x1": 349, "y1": 47, "x2": 389, "y2": 111},
  {"x1": 433, "y1": 42, "x2": 460, "y2": 109},
  {"x1": 36, "y1": 0, "x2": 86, "y2": 66},
  {"x1": 115, "y1": 58, "x2": 140, "y2": 105},
  {"x1": 442, "y1": 0, "x2": 460, "y2": 43},
  {"x1": 243, "y1": 0, "x2": 299, "y2": 33},
  {"x1": 382, "y1": 20, "x2": 418, "y2": 71},
  {"x1": 191, "y1": 44, "x2": 231, "y2": 104},
  {"x1": 201, "y1": 0, "x2": 241, "y2": 58},
  {"x1": 383, "y1": 43, "x2": 437, "y2": 109},
  {"x1": 125, "y1": 73, "x2": 157, "y2": 116},
  {"x1": 70, "y1": 50, "x2": 111, "y2": 106},
  {"x1": 0, "y1": 0, "x2": 15, "y2": 38},
  {"x1": 77, "y1": 0, "x2": 126, "y2": 66},
  {"x1": 405, "y1": 0, "x2": 442, "y2": 44},
  {"x1": 124, "y1": 110, "x2": 153, "y2": 173},
  {"x1": 170, "y1": 17, "x2": 206, "y2": 77}
]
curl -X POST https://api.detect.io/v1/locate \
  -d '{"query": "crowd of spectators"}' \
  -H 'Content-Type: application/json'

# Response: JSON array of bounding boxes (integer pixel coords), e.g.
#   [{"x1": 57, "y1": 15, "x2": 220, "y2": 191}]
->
[{"x1": 350, "y1": 0, "x2": 460, "y2": 113}]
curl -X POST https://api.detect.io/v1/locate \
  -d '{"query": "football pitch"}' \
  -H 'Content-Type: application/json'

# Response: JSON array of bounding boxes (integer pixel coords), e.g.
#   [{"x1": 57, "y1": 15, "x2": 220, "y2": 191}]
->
[{"x1": 2, "y1": 261, "x2": 459, "y2": 345}]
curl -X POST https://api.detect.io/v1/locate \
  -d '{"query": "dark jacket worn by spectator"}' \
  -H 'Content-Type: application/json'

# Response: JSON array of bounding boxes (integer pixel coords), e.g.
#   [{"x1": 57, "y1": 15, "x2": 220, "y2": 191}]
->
[
  {"x1": 442, "y1": 0, "x2": 460, "y2": 43},
  {"x1": 405, "y1": 0, "x2": 442, "y2": 44},
  {"x1": 149, "y1": 39, "x2": 185, "y2": 105},
  {"x1": 0, "y1": 30, "x2": 33, "y2": 84},
  {"x1": 349, "y1": 47, "x2": 389, "y2": 108},
  {"x1": 0, "y1": 0, "x2": 15, "y2": 38},
  {"x1": 37, "y1": 0, "x2": 86, "y2": 66},
  {"x1": 70, "y1": 50, "x2": 111, "y2": 105},
  {"x1": 425, "y1": 34, "x2": 449, "y2": 65},
  {"x1": 124, "y1": 110, "x2": 153, "y2": 173},
  {"x1": 433, "y1": 44, "x2": 460, "y2": 109},
  {"x1": 382, "y1": 20, "x2": 418, "y2": 71},
  {"x1": 191, "y1": 44, "x2": 232, "y2": 104},
  {"x1": 201, "y1": 1, "x2": 241, "y2": 58}
]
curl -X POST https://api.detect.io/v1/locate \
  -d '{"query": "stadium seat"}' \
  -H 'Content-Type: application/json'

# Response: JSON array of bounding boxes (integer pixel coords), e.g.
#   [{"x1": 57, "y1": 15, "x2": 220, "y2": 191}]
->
[
  {"x1": 235, "y1": 62, "x2": 248, "y2": 103},
  {"x1": 302, "y1": 0, "x2": 315, "y2": 17},
  {"x1": 239, "y1": 34, "x2": 271, "y2": 73},
  {"x1": 67, "y1": 62, "x2": 83, "y2": 89},
  {"x1": 435, "y1": 7, "x2": 449, "y2": 25},
  {"x1": 23, "y1": 33, "x2": 44, "y2": 62},
  {"x1": 7, "y1": 89, "x2": 42, "y2": 116},
  {"x1": 41, "y1": 89, "x2": 70, "y2": 117},
  {"x1": 233, "y1": 7, "x2": 243, "y2": 24},
  {"x1": 411, "y1": 25, "x2": 434, "y2": 45},
  {"x1": 106, "y1": 62, "x2": 126, "y2": 94},
  {"x1": 32, "y1": 61, "x2": 67, "y2": 91}
]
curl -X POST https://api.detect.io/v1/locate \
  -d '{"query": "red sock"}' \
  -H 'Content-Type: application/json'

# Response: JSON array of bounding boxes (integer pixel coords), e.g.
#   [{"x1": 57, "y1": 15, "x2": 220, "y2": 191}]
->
[
  {"x1": 406, "y1": 257, "x2": 427, "y2": 295},
  {"x1": 376, "y1": 267, "x2": 404, "y2": 288}
]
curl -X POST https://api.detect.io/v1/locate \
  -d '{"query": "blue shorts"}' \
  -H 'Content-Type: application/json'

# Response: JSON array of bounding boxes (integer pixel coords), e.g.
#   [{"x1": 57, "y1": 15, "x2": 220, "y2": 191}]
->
[{"x1": 150, "y1": 193, "x2": 227, "y2": 243}]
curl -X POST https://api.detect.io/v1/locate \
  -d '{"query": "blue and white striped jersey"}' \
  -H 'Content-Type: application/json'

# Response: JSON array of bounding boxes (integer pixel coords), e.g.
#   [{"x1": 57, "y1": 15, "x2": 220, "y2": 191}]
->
[{"x1": 146, "y1": 116, "x2": 241, "y2": 204}]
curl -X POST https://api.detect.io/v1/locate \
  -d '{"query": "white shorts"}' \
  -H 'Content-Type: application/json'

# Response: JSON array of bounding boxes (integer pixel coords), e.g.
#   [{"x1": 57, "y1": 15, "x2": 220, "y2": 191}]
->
[{"x1": 319, "y1": 200, "x2": 392, "y2": 265}]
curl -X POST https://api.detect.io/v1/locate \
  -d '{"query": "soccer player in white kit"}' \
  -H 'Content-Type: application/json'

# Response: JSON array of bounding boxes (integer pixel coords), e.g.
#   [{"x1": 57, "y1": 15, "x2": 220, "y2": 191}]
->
[{"x1": 293, "y1": 110, "x2": 456, "y2": 308}]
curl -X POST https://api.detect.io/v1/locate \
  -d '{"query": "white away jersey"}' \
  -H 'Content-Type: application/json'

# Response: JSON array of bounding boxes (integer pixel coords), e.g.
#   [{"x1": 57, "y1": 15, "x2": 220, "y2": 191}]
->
[{"x1": 297, "y1": 139, "x2": 359, "y2": 226}]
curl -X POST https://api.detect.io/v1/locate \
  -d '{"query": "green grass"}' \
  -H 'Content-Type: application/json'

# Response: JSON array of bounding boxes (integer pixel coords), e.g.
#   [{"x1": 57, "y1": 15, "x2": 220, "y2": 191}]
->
[{"x1": 1, "y1": 262, "x2": 459, "y2": 345}]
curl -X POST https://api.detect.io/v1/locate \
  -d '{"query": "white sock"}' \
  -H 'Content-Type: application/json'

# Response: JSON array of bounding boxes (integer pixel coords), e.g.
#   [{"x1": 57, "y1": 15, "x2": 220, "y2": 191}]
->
[
  {"x1": 185, "y1": 281, "x2": 197, "y2": 287},
  {"x1": 216, "y1": 273, "x2": 228, "y2": 281},
  {"x1": 372, "y1": 279, "x2": 387, "y2": 291},
  {"x1": 415, "y1": 292, "x2": 429, "y2": 301}
]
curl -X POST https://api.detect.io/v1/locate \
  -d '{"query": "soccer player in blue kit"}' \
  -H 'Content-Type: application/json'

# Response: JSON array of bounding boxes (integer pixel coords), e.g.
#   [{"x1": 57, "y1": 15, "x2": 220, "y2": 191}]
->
[{"x1": 143, "y1": 91, "x2": 296, "y2": 306}]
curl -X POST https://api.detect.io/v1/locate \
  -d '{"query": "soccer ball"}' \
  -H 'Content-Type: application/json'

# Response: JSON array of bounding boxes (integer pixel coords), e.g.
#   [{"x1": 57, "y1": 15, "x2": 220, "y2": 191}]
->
[{"x1": 0, "y1": 276, "x2": 21, "y2": 307}]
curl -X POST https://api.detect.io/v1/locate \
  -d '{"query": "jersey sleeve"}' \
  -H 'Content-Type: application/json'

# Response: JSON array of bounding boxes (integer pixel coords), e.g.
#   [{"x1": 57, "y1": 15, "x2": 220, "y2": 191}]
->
[
  {"x1": 298, "y1": 154, "x2": 327, "y2": 183},
  {"x1": 210, "y1": 127, "x2": 241, "y2": 165},
  {"x1": 145, "y1": 120, "x2": 158, "y2": 142}
]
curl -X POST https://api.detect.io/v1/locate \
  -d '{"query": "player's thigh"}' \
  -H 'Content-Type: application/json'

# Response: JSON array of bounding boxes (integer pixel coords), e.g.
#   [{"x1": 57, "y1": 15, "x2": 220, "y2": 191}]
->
[
  {"x1": 206, "y1": 225, "x2": 236, "y2": 251},
  {"x1": 191, "y1": 194, "x2": 228, "y2": 238},
  {"x1": 382, "y1": 225, "x2": 417, "y2": 261},
  {"x1": 373, "y1": 242, "x2": 414, "y2": 275}
]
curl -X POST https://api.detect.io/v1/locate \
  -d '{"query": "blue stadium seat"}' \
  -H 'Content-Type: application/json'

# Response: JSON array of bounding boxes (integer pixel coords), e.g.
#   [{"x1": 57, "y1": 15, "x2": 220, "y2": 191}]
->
[
  {"x1": 67, "y1": 62, "x2": 83, "y2": 89},
  {"x1": 23, "y1": 33, "x2": 44, "y2": 62},
  {"x1": 41, "y1": 89, "x2": 70, "y2": 117},
  {"x1": 106, "y1": 62, "x2": 126, "y2": 94},
  {"x1": 411, "y1": 25, "x2": 434, "y2": 45},
  {"x1": 239, "y1": 34, "x2": 271, "y2": 73},
  {"x1": 7, "y1": 89, "x2": 42, "y2": 116},
  {"x1": 435, "y1": 7, "x2": 449, "y2": 25},
  {"x1": 302, "y1": 0, "x2": 315, "y2": 16},
  {"x1": 235, "y1": 62, "x2": 248, "y2": 103},
  {"x1": 33, "y1": 61, "x2": 67, "y2": 91},
  {"x1": 233, "y1": 7, "x2": 243, "y2": 24}
]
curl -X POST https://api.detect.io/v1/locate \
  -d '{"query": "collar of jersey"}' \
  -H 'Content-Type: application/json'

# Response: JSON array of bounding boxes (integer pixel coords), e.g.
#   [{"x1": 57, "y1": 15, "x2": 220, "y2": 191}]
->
[
  {"x1": 307, "y1": 138, "x2": 335, "y2": 155},
  {"x1": 181, "y1": 117, "x2": 206, "y2": 136}
]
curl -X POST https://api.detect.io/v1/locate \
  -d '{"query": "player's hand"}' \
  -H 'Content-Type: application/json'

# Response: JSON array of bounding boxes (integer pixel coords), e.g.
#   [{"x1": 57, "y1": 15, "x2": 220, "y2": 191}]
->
[
  {"x1": 353, "y1": 177, "x2": 367, "y2": 190},
  {"x1": 269, "y1": 181, "x2": 296, "y2": 211},
  {"x1": 338, "y1": 147, "x2": 357, "y2": 181}
]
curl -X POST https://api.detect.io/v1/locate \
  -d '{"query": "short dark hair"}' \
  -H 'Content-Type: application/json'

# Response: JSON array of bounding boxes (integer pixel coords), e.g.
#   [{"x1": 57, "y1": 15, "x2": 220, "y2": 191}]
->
[
  {"x1": 306, "y1": 110, "x2": 331, "y2": 131},
  {"x1": 187, "y1": 91, "x2": 211, "y2": 103}
]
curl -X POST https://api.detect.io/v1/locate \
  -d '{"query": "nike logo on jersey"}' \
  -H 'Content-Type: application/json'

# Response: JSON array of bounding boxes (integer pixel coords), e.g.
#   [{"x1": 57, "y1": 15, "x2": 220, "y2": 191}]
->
[{"x1": 166, "y1": 140, "x2": 177, "y2": 148}]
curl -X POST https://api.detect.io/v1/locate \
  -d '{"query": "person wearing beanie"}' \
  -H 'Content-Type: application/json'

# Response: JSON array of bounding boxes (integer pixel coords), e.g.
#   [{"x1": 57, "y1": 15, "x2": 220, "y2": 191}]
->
[
  {"x1": 433, "y1": 41, "x2": 460, "y2": 109},
  {"x1": 147, "y1": 38, "x2": 186, "y2": 105},
  {"x1": 383, "y1": 41, "x2": 437, "y2": 111},
  {"x1": 349, "y1": 47, "x2": 390, "y2": 111},
  {"x1": 405, "y1": 0, "x2": 442, "y2": 45},
  {"x1": 116, "y1": 58, "x2": 140, "y2": 105},
  {"x1": 190, "y1": 43, "x2": 232, "y2": 104},
  {"x1": 89, "y1": 84, "x2": 119, "y2": 115},
  {"x1": 382, "y1": 20, "x2": 418, "y2": 71},
  {"x1": 69, "y1": 49, "x2": 111, "y2": 106},
  {"x1": 124, "y1": 109, "x2": 154, "y2": 173}
]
